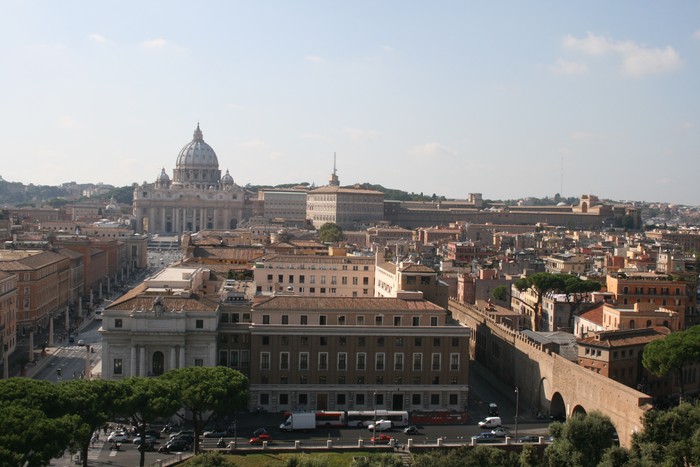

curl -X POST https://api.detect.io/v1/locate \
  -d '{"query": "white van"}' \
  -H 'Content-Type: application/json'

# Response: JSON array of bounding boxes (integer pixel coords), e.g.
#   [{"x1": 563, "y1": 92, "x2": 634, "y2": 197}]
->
[
  {"x1": 478, "y1": 416, "x2": 502, "y2": 428},
  {"x1": 367, "y1": 420, "x2": 393, "y2": 431}
]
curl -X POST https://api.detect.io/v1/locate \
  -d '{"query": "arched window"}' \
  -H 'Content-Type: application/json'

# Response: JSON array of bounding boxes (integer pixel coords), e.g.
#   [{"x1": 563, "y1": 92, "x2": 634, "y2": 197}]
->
[
  {"x1": 646, "y1": 320, "x2": 652, "y2": 327},
  {"x1": 152, "y1": 351, "x2": 165, "y2": 376},
  {"x1": 629, "y1": 320, "x2": 635, "y2": 329}
]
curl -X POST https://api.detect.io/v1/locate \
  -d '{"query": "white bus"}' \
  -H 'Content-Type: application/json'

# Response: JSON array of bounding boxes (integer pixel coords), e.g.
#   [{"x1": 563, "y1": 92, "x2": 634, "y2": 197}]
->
[
  {"x1": 346, "y1": 410, "x2": 409, "y2": 428},
  {"x1": 315, "y1": 411, "x2": 346, "y2": 427}
]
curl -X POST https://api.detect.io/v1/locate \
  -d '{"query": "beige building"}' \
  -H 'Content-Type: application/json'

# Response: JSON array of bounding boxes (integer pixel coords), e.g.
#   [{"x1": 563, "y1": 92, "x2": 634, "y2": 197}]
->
[
  {"x1": 133, "y1": 124, "x2": 248, "y2": 234},
  {"x1": 306, "y1": 167, "x2": 384, "y2": 230},
  {"x1": 543, "y1": 252, "x2": 587, "y2": 274},
  {"x1": 253, "y1": 253, "x2": 375, "y2": 297},
  {"x1": 0, "y1": 271, "x2": 18, "y2": 378},
  {"x1": 258, "y1": 188, "x2": 308, "y2": 222},
  {"x1": 374, "y1": 259, "x2": 449, "y2": 309},
  {"x1": 244, "y1": 296, "x2": 470, "y2": 413},
  {"x1": 100, "y1": 266, "x2": 221, "y2": 379}
]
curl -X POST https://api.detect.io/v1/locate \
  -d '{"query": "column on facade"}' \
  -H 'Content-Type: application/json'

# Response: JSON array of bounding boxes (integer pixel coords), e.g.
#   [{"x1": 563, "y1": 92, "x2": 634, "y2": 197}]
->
[
  {"x1": 139, "y1": 346, "x2": 146, "y2": 376},
  {"x1": 179, "y1": 346, "x2": 185, "y2": 368},
  {"x1": 170, "y1": 347, "x2": 177, "y2": 370},
  {"x1": 48, "y1": 317, "x2": 54, "y2": 347},
  {"x1": 131, "y1": 346, "x2": 138, "y2": 376},
  {"x1": 209, "y1": 343, "x2": 216, "y2": 366},
  {"x1": 65, "y1": 305, "x2": 70, "y2": 331},
  {"x1": 161, "y1": 208, "x2": 166, "y2": 233}
]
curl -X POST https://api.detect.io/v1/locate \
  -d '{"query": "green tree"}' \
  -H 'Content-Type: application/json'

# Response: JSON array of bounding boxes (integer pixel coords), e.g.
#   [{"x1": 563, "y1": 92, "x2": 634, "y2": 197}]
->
[
  {"x1": 318, "y1": 222, "x2": 344, "y2": 243},
  {"x1": 642, "y1": 326, "x2": 700, "y2": 400},
  {"x1": 492, "y1": 285, "x2": 509, "y2": 302},
  {"x1": 161, "y1": 366, "x2": 249, "y2": 454},
  {"x1": 543, "y1": 411, "x2": 617, "y2": 467},
  {"x1": 56, "y1": 379, "x2": 121, "y2": 467},
  {"x1": 631, "y1": 401, "x2": 700, "y2": 466},
  {"x1": 113, "y1": 377, "x2": 181, "y2": 467},
  {"x1": 560, "y1": 275, "x2": 602, "y2": 327},
  {"x1": 514, "y1": 273, "x2": 566, "y2": 331}
]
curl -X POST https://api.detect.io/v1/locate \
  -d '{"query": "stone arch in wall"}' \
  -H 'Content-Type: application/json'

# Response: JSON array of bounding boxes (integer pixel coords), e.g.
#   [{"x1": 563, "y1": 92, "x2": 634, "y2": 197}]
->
[
  {"x1": 229, "y1": 218, "x2": 238, "y2": 229},
  {"x1": 550, "y1": 391, "x2": 566, "y2": 419},
  {"x1": 537, "y1": 377, "x2": 552, "y2": 416},
  {"x1": 572, "y1": 404, "x2": 587, "y2": 416}
]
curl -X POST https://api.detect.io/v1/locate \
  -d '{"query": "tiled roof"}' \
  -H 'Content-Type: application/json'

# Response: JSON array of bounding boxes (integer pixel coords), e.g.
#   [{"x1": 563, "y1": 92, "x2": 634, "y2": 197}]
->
[
  {"x1": 192, "y1": 247, "x2": 264, "y2": 260},
  {"x1": 578, "y1": 327, "x2": 670, "y2": 348},
  {"x1": 253, "y1": 296, "x2": 445, "y2": 312},
  {"x1": 578, "y1": 302, "x2": 605, "y2": 325},
  {"x1": 108, "y1": 290, "x2": 219, "y2": 312}
]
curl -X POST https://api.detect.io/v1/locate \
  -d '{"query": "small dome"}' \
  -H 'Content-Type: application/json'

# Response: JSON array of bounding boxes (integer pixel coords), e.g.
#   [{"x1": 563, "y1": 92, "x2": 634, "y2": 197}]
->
[
  {"x1": 158, "y1": 168, "x2": 170, "y2": 182},
  {"x1": 175, "y1": 123, "x2": 219, "y2": 169},
  {"x1": 105, "y1": 196, "x2": 119, "y2": 211},
  {"x1": 222, "y1": 169, "x2": 234, "y2": 185}
]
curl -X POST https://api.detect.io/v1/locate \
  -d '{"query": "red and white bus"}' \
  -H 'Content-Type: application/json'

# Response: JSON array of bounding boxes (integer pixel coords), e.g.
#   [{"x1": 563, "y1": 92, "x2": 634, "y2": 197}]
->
[{"x1": 315, "y1": 411, "x2": 347, "y2": 427}]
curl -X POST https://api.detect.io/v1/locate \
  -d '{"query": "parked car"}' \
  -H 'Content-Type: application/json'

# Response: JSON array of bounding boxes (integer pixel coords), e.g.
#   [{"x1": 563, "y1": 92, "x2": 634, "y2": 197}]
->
[
  {"x1": 403, "y1": 425, "x2": 419, "y2": 435},
  {"x1": 170, "y1": 434, "x2": 194, "y2": 445},
  {"x1": 133, "y1": 434, "x2": 157, "y2": 445},
  {"x1": 491, "y1": 427, "x2": 508, "y2": 438},
  {"x1": 516, "y1": 435, "x2": 542, "y2": 443},
  {"x1": 367, "y1": 420, "x2": 393, "y2": 431},
  {"x1": 145, "y1": 429, "x2": 161, "y2": 439},
  {"x1": 478, "y1": 416, "x2": 501, "y2": 428},
  {"x1": 249, "y1": 436, "x2": 270, "y2": 445},
  {"x1": 169, "y1": 430, "x2": 194, "y2": 440},
  {"x1": 203, "y1": 429, "x2": 228, "y2": 438},
  {"x1": 107, "y1": 431, "x2": 130, "y2": 443},
  {"x1": 370, "y1": 434, "x2": 393, "y2": 445},
  {"x1": 488, "y1": 402, "x2": 499, "y2": 416},
  {"x1": 471, "y1": 432, "x2": 499, "y2": 444},
  {"x1": 77, "y1": 339, "x2": 85, "y2": 346},
  {"x1": 253, "y1": 428, "x2": 270, "y2": 440},
  {"x1": 158, "y1": 439, "x2": 191, "y2": 453}
]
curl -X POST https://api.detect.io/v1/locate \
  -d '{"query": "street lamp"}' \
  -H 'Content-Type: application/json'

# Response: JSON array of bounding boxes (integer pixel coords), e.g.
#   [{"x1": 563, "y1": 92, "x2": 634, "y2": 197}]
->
[
  {"x1": 514, "y1": 386, "x2": 519, "y2": 440},
  {"x1": 373, "y1": 390, "x2": 377, "y2": 445}
]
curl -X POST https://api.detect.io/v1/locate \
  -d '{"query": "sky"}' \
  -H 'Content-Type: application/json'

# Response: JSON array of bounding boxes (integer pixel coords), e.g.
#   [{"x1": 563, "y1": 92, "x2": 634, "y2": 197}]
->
[{"x1": 1, "y1": 1, "x2": 699, "y2": 205}]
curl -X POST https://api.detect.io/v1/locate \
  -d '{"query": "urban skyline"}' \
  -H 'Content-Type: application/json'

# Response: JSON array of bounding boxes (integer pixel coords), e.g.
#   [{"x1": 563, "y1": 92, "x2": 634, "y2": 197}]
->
[{"x1": 2, "y1": 2, "x2": 699, "y2": 205}]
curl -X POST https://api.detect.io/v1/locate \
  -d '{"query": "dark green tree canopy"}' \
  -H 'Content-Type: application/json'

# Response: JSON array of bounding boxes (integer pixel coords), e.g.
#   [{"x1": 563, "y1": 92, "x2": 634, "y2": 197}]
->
[
  {"x1": 318, "y1": 222, "x2": 344, "y2": 243},
  {"x1": 642, "y1": 325, "x2": 700, "y2": 400}
]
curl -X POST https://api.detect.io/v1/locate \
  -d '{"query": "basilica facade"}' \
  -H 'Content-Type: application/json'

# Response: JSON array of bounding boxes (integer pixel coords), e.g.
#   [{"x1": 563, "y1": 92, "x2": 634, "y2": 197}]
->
[{"x1": 133, "y1": 124, "x2": 249, "y2": 234}]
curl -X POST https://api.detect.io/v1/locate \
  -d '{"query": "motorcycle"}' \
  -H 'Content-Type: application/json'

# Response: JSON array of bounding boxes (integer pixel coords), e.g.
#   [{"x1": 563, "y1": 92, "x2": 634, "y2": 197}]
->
[{"x1": 216, "y1": 437, "x2": 226, "y2": 448}]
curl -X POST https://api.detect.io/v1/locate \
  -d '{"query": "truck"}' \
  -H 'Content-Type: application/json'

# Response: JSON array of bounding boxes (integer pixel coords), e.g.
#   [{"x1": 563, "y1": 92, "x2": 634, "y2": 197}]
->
[{"x1": 279, "y1": 412, "x2": 316, "y2": 432}]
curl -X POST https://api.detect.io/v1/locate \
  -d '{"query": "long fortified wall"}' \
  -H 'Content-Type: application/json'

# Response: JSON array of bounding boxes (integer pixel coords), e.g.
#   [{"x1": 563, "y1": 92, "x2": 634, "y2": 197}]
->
[{"x1": 449, "y1": 298, "x2": 652, "y2": 448}]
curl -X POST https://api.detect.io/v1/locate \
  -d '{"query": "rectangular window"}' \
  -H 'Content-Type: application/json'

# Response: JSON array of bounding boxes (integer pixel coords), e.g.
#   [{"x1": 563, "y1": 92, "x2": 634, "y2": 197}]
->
[
  {"x1": 319, "y1": 315, "x2": 327, "y2": 325},
  {"x1": 260, "y1": 352, "x2": 271, "y2": 370},
  {"x1": 263, "y1": 315, "x2": 270, "y2": 324},
  {"x1": 230, "y1": 350, "x2": 239, "y2": 368},
  {"x1": 280, "y1": 352, "x2": 290, "y2": 370},
  {"x1": 278, "y1": 275, "x2": 283, "y2": 283},
  {"x1": 394, "y1": 316, "x2": 402, "y2": 326},
  {"x1": 299, "y1": 352, "x2": 309, "y2": 370},
  {"x1": 432, "y1": 353, "x2": 441, "y2": 371},
  {"x1": 450, "y1": 353, "x2": 459, "y2": 371},
  {"x1": 413, "y1": 353, "x2": 423, "y2": 371},
  {"x1": 300, "y1": 336, "x2": 309, "y2": 345},
  {"x1": 196, "y1": 319, "x2": 204, "y2": 329},
  {"x1": 218, "y1": 350, "x2": 228, "y2": 366},
  {"x1": 357, "y1": 316, "x2": 365, "y2": 325},
  {"x1": 113, "y1": 358, "x2": 123, "y2": 375},
  {"x1": 352, "y1": 277, "x2": 358, "y2": 285},
  {"x1": 338, "y1": 315, "x2": 346, "y2": 325},
  {"x1": 415, "y1": 337, "x2": 422, "y2": 347},
  {"x1": 357, "y1": 352, "x2": 366, "y2": 370},
  {"x1": 358, "y1": 336, "x2": 366, "y2": 346},
  {"x1": 342, "y1": 277, "x2": 347, "y2": 285},
  {"x1": 321, "y1": 276, "x2": 326, "y2": 284},
  {"x1": 356, "y1": 393, "x2": 365, "y2": 405},
  {"x1": 299, "y1": 275, "x2": 305, "y2": 284},
  {"x1": 282, "y1": 315, "x2": 289, "y2": 325},
  {"x1": 337, "y1": 394, "x2": 346, "y2": 405},
  {"x1": 363, "y1": 277, "x2": 369, "y2": 285},
  {"x1": 310, "y1": 276, "x2": 315, "y2": 284},
  {"x1": 241, "y1": 350, "x2": 250, "y2": 368},
  {"x1": 412, "y1": 394, "x2": 421, "y2": 406},
  {"x1": 338, "y1": 352, "x2": 347, "y2": 370},
  {"x1": 300, "y1": 315, "x2": 308, "y2": 325},
  {"x1": 430, "y1": 316, "x2": 438, "y2": 326},
  {"x1": 375, "y1": 315, "x2": 383, "y2": 325},
  {"x1": 433, "y1": 337, "x2": 441, "y2": 347},
  {"x1": 394, "y1": 353, "x2": 404, "y2": 371},
  {"x1": 280, "y1": 393, "x2": 289, "y2": 405},
  {"x1": 412, "y1": 317, "x2": 420, "y2": 326},
  {"x1": 281, "y1": 336, "x2": 289, "y2": 345},
  {"x1": 115, "y1": 319, "x2": 123, "y2": 328},
  {"x1": 449, "y1": 392, "x2": 459, "y2": 405},
  {"x1": 194, "y1": 359, "x2": 203, "y2": 367},
  {"x1": 319, "y1": 352, "x2": 328, "y2": 370},
  {"x1": 320, "y1": 336, "x2": 328, "y2": 346},
  {"x1": 289, "y1": 275, "x2": 294, "y2": 283},
  {"x1": 430, "y1": 394, "x2": 440, "y2": 405},
  {"x1": 376, "y1": 352, "x2": 385, "y2": 371}
]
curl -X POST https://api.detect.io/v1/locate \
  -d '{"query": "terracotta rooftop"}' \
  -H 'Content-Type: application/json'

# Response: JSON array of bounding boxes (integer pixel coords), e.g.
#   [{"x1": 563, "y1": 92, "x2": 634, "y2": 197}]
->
[
  {"x1": 578, "y1": 327, "x2": 670, "y2": 348},
  {"x1": 577, "y1": 302, "x2": 605, "y2": 326}
]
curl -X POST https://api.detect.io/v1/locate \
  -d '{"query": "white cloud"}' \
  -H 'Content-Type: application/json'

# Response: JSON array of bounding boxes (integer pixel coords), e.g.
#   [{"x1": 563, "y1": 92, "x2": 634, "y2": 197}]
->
[
  {"x1": 562, "y1": 32, "x2": 682, "y2": 76},
  {"x1": 304, "y1": 55, "x2": 322, "y2": 63},
  {"x1": 89, "y1": 33, "x2": 107, "y2": 43},
  {"x1": 342, "y1": 127, "x2": 380, "y2": 141},
  {"x1": 409, "y1": 142, "x2": 457, "y2": 158},
  {"x1": 549, "y1": 59, "x2": 588, "y2": 75},
  {"x1": 141, "y1": 38, "x2": 168, "y2": 48},
  {"x1": 56, "y1": 115, "x2": 81, "y2": 129}
]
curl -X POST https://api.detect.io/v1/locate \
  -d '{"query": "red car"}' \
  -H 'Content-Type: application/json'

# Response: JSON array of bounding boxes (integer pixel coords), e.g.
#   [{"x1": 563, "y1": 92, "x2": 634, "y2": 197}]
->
[
  {"x1": 253, "y1": 428, "x2": 270, "y2": 440},
  {"x1": 249, "y1": 436, "x2": 271, "y2": 445},
  {"x1": 370, "y1": 434, "x2": 393, "y2": 445}
]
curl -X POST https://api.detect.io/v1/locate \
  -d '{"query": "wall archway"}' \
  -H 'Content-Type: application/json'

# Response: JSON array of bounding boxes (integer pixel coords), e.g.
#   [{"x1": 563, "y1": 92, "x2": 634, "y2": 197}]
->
[
  {"x1": 572, "y1": 404, "x2": 587, "y2": 416},
  {"x1": 550, "y1": 391, "x2": 566, "y2": 419}
]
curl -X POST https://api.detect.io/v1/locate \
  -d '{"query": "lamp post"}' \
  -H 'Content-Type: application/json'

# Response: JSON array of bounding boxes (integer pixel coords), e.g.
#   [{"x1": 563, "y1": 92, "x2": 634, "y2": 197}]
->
[
  {"x1": 373, "y1": 390, "x2": 377, "y2": 445},
  {"x1": 514, "y1": 386, "x2": 519, "y2": 440}
]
